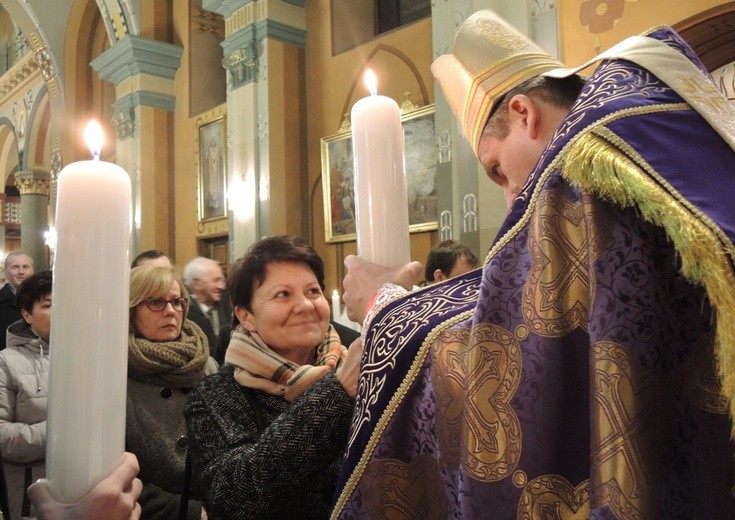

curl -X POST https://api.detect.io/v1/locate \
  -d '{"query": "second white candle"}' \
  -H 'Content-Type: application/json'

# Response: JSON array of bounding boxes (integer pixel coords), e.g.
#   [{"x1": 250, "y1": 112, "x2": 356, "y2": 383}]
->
[{"x1": 351, "y1": 70, "x2": 410, "y2": 267}]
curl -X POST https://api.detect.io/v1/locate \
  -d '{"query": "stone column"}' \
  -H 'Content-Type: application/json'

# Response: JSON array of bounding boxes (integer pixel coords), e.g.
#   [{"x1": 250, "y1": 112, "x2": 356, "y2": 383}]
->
[
  {"x1": 205, "y1": 0, "x2": 308, "y2": 261},
  {"x1": 14, "y1": 169, "x2": 51, "y2": 270},
  {"x1": 90, "y1": 36, "x2": 183, "y2": 258},
  {"x1": 0, "y1": 193, "x2": 6, "y2": 259},
  {"x1": 431, "y1": 0, "x2": 558, "y2": 251}
]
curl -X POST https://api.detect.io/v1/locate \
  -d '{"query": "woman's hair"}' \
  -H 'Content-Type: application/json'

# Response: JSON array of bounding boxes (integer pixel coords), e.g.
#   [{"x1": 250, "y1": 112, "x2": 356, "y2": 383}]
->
[
  {"x1": 227, "y1": 235, "x2": 325, "y2": 316},
  {"x1": 16, "y1": 269, "x2": 52, "y2": 314},
  {"x1": 129, "y1": 265, "x2": 189, "y2": 331}
]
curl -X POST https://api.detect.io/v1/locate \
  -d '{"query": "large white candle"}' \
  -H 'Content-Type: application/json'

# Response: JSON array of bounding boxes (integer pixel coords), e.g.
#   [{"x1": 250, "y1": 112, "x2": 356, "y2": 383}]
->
[
  {"x1": 46, "y1": 121, "x2": 132, "y2": 502},
  {"x1": 351, "y1": 69, "x2": 410, "y2": 266}
]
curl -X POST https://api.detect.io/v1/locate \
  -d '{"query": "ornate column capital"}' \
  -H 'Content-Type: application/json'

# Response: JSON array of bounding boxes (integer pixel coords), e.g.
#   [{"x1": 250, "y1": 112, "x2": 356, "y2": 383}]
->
[
  {"x1": 223, "y1": 44, "x2": 259, "y2": 88},
  {"x1": 112, "y1": 108, "x2": 136, "y2": 141},
  {"x1": 15, "y1": 169, "x2": 51, "y2": 196}
]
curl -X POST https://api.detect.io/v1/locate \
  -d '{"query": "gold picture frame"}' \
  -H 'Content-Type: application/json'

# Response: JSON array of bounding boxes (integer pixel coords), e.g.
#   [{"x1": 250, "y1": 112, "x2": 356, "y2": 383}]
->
[
  {"x1": 321, "y1": 104, "x2": 437, "y2": 244},
  {"x1": 196, "y1": 111, "x2": 227, "y2": 222}
]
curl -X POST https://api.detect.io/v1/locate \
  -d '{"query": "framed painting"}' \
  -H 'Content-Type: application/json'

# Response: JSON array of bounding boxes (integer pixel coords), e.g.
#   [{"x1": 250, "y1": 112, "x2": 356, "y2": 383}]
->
[
  {"x1": 196, "y1": 114, "x2": 227, "y2": 222},
  {"x1": 321, "y1": 104, "x2": 437, "y2": 243}
]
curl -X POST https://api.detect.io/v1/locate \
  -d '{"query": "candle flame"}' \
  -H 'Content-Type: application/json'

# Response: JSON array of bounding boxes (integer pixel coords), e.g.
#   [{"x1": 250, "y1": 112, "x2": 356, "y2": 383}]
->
[
  {"x1": 365, "y1": 69, "x2": 377, "y2": 96},
  {"x1": 84, "y1": 120, "x2": 103, "y2": 160}
]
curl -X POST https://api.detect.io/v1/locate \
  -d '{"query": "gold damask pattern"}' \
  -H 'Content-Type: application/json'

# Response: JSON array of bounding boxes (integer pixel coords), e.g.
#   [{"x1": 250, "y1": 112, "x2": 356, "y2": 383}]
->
[
  {"x1": 591, "y1": 341, "x2": 665, "y2": 519},
  {"x1": 518, "y1": 475, "x2": 590, "y2": 519},
  {"x1": 360, "y1": 456, "x2": 448, "y2": 519},
  {"x1": 431, "y1": 323, "x2": 522, "y2": 482},
  {"x1": 523, "y1": 190, "x2": 596, "y2": 337}
]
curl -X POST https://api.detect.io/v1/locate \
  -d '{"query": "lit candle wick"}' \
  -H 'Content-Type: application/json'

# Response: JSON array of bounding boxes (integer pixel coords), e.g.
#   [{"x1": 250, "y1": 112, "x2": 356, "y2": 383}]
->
[
  {"x1": 365, "y1": 69, "x2": 378, "y2": 96},
  {"x1": 84, "y1": 120, "x2": 104, "y2": 161}
]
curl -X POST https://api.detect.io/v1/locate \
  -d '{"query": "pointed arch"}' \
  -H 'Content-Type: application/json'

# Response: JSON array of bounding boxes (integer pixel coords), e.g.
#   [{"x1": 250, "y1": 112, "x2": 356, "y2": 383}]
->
[
  {"x1": 64, "y1": 0, "x2": 115, "y2": 163},
  {"x1": 338, "y1": 43, "x2": 431, "y2": 129}
]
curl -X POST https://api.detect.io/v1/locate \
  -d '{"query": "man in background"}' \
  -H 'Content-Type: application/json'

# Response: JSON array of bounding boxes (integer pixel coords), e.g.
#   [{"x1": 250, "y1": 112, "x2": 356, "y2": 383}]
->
[
  {"x1": 183, "y1": 256, "x2": 233, "y2": 358},
  {"x1": 424, "y1": 240, "x2": 478, "y2": 284},
  {"x1": 130, "y1": 250, "x2": 172, "y2": 269},
  {"x1": 0, "y1": 251, "x2": 34, "y2": 350}
]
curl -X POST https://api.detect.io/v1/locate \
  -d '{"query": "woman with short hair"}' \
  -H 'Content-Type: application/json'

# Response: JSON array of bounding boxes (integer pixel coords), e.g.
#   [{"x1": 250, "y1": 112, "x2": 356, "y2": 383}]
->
[
  {"x1": 0, "y1": 270, "x2": 52, "y2": 519},
  {"x1": 185, "y1": 235, "x2": 362, "y2": 519}
]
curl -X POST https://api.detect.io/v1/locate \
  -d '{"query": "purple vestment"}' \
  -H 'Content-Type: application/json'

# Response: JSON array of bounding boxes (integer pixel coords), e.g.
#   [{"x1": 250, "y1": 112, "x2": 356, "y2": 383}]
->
[{"x1": 333, "y1": 27, "x2": 735, "y2": 519}]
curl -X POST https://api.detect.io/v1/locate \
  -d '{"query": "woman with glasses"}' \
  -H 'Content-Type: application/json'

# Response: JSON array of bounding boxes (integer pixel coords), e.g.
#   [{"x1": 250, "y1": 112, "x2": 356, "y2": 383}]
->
[
  {"x1": 184, "y1": 235, "x2": 362, "y2": 519},
  {"x1": 127, "y1": 265, "x2": 216, "y2": 520}
]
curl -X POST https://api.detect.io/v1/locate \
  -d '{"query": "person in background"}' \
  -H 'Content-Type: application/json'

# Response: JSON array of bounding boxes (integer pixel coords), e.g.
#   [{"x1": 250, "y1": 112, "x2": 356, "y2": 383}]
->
[
  {"x1": 131, "y1": 250, "x2": 172, "y2": 269},
  {"x1": 0, "y1": 270, "x2": 51, "y2": 519},
  {"x1": 0, "y1": 252, "x2": 34, "y2": 351},
  {"x1": 334, "y1": 10, "x2": 735, "y2": 518},
  {"x1": 424, "y1": 240, "x2": 479, "y2": 284},
  {"x1": 127, "y1": 265, "x2": 216, "y2": 519},
  {"x1": 182, "y1": 257, "x2": 233, "y2": 360},
  {"x1": 184, "y1": 235, "x2": 362, "y2": 519},
  {"x1": 28, "y1": 452, "x2": 142, "y2": 520}
]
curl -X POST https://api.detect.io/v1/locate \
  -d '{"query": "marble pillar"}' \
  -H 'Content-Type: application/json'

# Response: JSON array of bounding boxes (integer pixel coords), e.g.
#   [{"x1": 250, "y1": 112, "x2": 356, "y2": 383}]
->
[{"x1": 14, "y1": 169, "x2": 50, "y2": 270}]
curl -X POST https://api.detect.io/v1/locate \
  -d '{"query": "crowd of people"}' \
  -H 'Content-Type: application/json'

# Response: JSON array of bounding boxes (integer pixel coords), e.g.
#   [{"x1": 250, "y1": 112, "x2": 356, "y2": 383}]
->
[{"x1": 0, "y1": 7, "x2": 733, "y2": 520}]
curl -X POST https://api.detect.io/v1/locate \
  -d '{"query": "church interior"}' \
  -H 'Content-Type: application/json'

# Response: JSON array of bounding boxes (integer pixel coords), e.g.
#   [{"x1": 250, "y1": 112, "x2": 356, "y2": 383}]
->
[
  {"x1": 0, "y1": 1, "x2": 733, "y2": 518},
  {"x1": 0, "y1": 0, "x2": 733, "y2": 297}
]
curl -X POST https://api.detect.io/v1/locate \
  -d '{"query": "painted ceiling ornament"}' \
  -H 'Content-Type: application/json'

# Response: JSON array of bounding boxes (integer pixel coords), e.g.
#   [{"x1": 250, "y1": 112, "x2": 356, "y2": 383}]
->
[{"x1": 579, "y1": 0, "x2": 626, "y2": 53}]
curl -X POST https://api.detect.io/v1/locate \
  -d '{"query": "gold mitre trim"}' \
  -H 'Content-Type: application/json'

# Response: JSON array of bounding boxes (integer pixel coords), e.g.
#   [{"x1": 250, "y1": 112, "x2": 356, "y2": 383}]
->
[
  {"x1": 466, "y1": 57, "x2": 562, "y2": 153},
  {"x1": 431, "y1": 10, "x2": 563, "y2": 157}
]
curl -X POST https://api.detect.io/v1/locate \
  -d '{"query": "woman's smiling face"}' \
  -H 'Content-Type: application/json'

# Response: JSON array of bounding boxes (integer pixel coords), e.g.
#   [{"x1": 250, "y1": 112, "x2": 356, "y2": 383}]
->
[{"x1": 236, "y1": 261, "x2": 330, "y2": 365}]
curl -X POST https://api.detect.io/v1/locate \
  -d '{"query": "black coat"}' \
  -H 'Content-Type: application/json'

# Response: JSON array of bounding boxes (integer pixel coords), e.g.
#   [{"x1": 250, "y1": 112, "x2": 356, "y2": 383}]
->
[
  {"x1": 0, "y1": 285, "x2": 21, "y2": 351},
  {"x1": 187, "y1": 295, "x2": 233, "y2": 358},
  {"x1": 184, "y1": 367, "x2": 354, "y2": 519}
]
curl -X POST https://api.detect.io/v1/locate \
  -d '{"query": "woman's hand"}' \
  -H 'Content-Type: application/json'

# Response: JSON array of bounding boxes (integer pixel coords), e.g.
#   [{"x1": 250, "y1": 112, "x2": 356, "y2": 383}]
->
[
  {"x1": 342, "y1": 256, "x2": 423, "y2": 323},
  {"x1": 336, "y1": 338, "x2": 363, "y2": 398},
  {"x1": 28, "y1": 452, "x2": 142, "y2": 520}
]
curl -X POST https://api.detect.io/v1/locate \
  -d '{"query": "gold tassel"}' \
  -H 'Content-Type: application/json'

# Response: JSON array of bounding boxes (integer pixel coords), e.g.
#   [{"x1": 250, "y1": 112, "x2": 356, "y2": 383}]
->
[{"x1": 562, "y1": 131, "x2": 735, "y2": 438}]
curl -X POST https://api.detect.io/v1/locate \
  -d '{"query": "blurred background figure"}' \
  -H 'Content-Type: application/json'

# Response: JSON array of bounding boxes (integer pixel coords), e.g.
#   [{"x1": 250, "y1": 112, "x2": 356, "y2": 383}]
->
[
  {"x1": 185, "y1": 235, "x2": 362, "y2": 519},
  {"x1": 0, "y1": 252, "x2": 35, "y2": 351},
  {"x1": 424, "y1": 240, "x2": 479, "y2": 284},
  {"x1": 130, "y1": 250, "x2": 172, "y2": 269},
  {"x1": 0, "y1": 270, "x2": 52, "y2": 519},
  {"x1": 127, "y1": 266, "x2": 216, "y2": 519},
  {"x1": 183, "y1": 257, "x2": 233, "y2": 360}
]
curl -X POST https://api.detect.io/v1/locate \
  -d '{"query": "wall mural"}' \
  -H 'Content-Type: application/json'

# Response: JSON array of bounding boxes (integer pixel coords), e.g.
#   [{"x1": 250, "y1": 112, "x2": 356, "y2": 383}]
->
[{"x1": 580, "y1": 0, "x2": 633, "y2": 52}]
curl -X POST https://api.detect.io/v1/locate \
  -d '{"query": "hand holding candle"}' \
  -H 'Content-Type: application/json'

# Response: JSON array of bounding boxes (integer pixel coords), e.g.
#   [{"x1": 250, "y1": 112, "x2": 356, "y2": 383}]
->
[
  {"x1": 351, "y1": 70, "x2": 411, "y2": 267},
  {"x1": 46, "y1": 121, "x2": 132, "y2": 502}
]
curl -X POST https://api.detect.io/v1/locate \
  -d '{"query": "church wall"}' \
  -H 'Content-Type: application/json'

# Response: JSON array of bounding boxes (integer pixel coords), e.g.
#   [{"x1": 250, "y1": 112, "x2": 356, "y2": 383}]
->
[
  {"x1": 171, "y1": 1, "x2": 201, "y2": 268},
  {"x1": 266, "y1": 40, "x2": 308, "y2": 239},
  {"x1": 558, "y1": 0, "x2": 727, "y2": 64},
  {"x1": 305, "y1": 0, "x2": 435, "y2": 296},
  {"x1": 44, "y1": 0, "x2": 735, "y2": 283}
]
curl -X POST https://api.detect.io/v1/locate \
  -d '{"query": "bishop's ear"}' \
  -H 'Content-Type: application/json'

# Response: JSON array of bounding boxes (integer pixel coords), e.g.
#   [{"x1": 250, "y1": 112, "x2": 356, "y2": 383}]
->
[{"x1": 507, "y1": 94, "x2": 541, "y2": 139}]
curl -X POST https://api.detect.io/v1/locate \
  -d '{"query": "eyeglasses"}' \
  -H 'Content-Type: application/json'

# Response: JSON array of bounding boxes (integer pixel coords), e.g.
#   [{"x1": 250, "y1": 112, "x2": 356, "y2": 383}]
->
[{"x1": 143, "y1": 297, "x2": 188, "y2": 312}]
